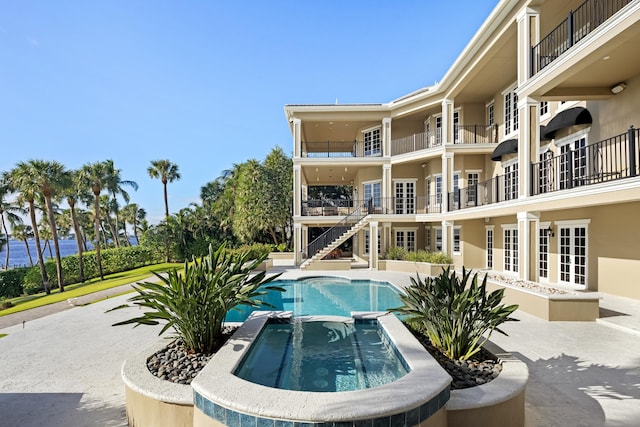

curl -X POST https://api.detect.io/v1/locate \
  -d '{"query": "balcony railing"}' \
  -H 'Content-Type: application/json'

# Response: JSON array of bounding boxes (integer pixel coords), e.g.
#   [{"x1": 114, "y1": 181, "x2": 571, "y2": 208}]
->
[
  {"x1": 301, "y1": 196, "x2": 442, "y2": 216},
  {"x1": 391, "y1": 125, "x2": 497, "y2": 156},
  {"x1": 448, "y1": 173, "x2": 519, "y2": 211},
  {"x1": 302, "y1": 141, "x2": 383, "y2": 158},
  {"x1": 531, "y1": 0, "x2": 632, "y2": 76},
  {"x1": 531, "y1": 126, "x2": 638, "y2": 195}
]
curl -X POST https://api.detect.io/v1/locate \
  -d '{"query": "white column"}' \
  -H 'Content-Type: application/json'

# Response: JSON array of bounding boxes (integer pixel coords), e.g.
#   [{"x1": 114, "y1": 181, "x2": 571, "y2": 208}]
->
[
  {"x1": 382, "y1": 164, "x2": 392, "y2": 209},
  {"x1": 442, "y1": 220, "x2": 452, "y2": 256},
  {"x1": 292, "y1": 118, "x2": 301, "y2": 158},
  {"x1": 382, "y1": 222, "x2": 392, "y2": 255},
  {"x1": 441, "y1": 153, "x2": 453, "y2": 212},
  {"x1": 382, "y1": 118, "x2": 392, "y2": 157},
  {"x1": 517, "y1": 7, "x2": 540, "y2": 85},
  {"x1": 369, "y1": 221, "x2": 379, "y2": 270},
  {"x1": 441, "y1": 99, "x2": 454, "y2": 145},
  {"x1": 518, "y1": 97, "x2": 539, "y2": 199},
  {"x1": 294, "y1": 223, "x2": 302, "y2": 265},
  {"x1": 293, "y1": 164, "x2": 302, "y2": 216},
  {"x1": 517, "y1": 211, "x2": 539, "y2": 281}
]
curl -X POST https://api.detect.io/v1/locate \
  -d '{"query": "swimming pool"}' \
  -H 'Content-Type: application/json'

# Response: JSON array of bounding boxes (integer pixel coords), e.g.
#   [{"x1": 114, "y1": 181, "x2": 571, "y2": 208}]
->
[
  {"x1": 225, "y1": 276, "x2": 402, "y2": 322},
  {"x1": 234, "y1": 318, "x2": 408, "y2": 392}
]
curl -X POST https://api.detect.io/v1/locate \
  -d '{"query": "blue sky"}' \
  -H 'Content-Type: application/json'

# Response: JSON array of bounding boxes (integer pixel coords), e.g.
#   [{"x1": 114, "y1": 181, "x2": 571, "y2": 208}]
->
[{"x1": 0, "y1": 1, "x2": 497, "y2": 224}]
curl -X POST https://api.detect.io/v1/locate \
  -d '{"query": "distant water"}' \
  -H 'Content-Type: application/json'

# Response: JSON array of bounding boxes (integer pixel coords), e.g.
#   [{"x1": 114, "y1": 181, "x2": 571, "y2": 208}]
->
[{"x1": 0, "y1": 239, "x2": 95, "y2": 269}]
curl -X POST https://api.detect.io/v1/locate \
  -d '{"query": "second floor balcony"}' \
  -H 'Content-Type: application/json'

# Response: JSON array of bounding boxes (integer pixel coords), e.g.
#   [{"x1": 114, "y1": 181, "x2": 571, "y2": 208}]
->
[{"x1": 301, "y1": 196, "x2": 442, "y2": 217}]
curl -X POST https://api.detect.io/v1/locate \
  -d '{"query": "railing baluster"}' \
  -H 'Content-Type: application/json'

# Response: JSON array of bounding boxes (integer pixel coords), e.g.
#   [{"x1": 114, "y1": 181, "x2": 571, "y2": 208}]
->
[{"x1": 630, "y1": 126, "x2": 637, "y2": 177}]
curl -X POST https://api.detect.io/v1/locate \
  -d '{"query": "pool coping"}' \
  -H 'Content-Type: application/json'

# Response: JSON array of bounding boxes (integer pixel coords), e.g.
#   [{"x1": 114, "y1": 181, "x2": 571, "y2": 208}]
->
[{"x1": 191, "y1": 310, "x2": 452, "y2": 423}]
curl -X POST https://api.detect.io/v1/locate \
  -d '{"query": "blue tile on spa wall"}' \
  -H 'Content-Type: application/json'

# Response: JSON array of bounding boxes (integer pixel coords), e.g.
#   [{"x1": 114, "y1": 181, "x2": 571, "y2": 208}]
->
[
  {"x1": 354, "y1": 419, "x2": 373, "y2": 427},
  {"x1": 373, "y1": 416, "x2": 390, "y2": 427},
  {"x1": 257, "y1": 417, "x2": 276, "y2": 427},
  {"x1": 275, "y1": 420, "x2": 294, "y2": 427},
  {"x1": 226, "y1": 408, "x2": 242, "y2": 427},
  {"x1": 389, "y1": 412, "x2": 406, "y2": 427}
]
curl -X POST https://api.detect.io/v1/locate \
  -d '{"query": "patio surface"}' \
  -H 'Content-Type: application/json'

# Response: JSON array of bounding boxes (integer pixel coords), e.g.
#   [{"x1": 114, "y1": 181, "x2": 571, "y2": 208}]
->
[{"x1": 0, "y1": 267, "x2": 639, "y2": 426}]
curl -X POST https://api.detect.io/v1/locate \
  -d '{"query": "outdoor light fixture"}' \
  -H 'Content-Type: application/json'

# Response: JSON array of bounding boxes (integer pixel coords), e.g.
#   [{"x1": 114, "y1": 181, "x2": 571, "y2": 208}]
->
[
  {"x1": 610, "y1": 82, "x2": 627, "y2": 94},
  {"x1": 546, "y1": 225, "x2": 555, "y2": 238}
]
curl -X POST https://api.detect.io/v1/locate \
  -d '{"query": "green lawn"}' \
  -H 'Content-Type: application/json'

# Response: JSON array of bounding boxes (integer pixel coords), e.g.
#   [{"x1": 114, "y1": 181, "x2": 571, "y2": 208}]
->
[{"x1": 0, "y1": 263, "x2": 182, "y2": 316}]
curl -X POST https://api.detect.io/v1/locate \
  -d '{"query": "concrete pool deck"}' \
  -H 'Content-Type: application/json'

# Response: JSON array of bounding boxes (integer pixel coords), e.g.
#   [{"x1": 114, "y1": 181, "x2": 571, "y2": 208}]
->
[{"x1": 0, "y1": 267, "x2": 639, "y2": 426}]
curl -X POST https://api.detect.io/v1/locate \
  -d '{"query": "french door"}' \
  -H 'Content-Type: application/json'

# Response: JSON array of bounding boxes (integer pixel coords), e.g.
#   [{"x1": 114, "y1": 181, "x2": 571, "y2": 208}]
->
[
  {"x1": 558, "y1": 225, "x2": 587, "y2": 286},
  {"x1": 394, "y1": 181, "x2": 415, "y2": 214}
]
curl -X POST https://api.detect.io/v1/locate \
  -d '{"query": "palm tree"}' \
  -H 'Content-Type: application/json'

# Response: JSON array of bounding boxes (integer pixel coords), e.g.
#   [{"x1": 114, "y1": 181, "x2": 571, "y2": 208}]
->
[
  {"x1": 63, "y1": 169, "x2": 92, "y2": 281},
  {"x1": 105, "y1": 160, "x2": 138, "y2": 247},
  {"x1": 5, "y1": 165, "x2": 51, "y2": 294},
  {"x1": 78, "y1": 161, "x2": 111, "y2": 280},
  {"x1": 121, "y1": 203, "x2": 146, "y2": 245},
  {"x1": 0, "y1": 179, "x2": 25, "y2": 269},
  {"x1": 11, "y1": 224, "x2": 33, "y2": 266},
  {"x1": 148, "y1": 160, "x2": 181, "y2": 219},
  {"x1": 25, "y1": 160, "x2": 69, "y2": 292}
]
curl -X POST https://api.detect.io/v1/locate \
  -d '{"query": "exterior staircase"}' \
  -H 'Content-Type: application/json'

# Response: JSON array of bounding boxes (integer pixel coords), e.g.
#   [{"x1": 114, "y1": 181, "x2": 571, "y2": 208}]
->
[{"x1": 300, "y1": 211, "x2": 370, "y2": 270}]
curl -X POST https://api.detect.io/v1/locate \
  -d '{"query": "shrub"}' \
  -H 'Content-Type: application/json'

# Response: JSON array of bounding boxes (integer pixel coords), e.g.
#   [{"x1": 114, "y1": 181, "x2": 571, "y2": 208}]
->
[
  {"x1": 392, "y1": 267, "x2": 519, "y2": 360},
  {"x1": 0, "y1": 267, "x2": 29, "y2": 298},
  {"x1": 383, "y1": 247, "x2": 453, "y2": 264},
  {"x1": 109, "y1": 244, "x2": 284, "y2": 353},
  {"x1": 0, "y1": 298, "x2": 14, "y2": 310}
]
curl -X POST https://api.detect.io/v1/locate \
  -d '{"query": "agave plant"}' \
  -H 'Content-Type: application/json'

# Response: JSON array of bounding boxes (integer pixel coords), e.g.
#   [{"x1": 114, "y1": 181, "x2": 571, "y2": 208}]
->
[
  {"x1": 392, "y1": 267, "x2": 518, "y2": 361},
  {"x1": 109, "y1": 244, "x2": 283, "y2": 353}
]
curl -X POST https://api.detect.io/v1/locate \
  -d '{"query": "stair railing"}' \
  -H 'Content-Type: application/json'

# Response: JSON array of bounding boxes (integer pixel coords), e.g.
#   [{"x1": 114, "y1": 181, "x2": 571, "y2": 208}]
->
[{"x1": 304, "y1": 204, "x2": 368, "y2": 260}]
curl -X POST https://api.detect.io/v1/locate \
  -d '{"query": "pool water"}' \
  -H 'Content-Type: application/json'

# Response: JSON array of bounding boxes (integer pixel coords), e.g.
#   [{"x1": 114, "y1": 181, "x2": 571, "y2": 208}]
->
[
  {"x1": 225, "y1": 277, "x2": 402, "y2": 322},
  {"x1": 234, "y1": 319, "x2": 408, "y2": 392}
]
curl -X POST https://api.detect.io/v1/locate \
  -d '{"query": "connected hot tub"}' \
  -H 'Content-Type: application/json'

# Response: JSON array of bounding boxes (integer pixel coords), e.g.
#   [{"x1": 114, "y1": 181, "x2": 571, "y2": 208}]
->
[{"x1": 191, "y1": 311, "x2": 452, "y2": 427}]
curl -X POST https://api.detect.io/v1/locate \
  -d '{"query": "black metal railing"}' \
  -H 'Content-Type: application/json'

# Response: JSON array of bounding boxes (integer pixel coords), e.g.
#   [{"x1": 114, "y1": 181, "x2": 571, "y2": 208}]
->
[
  {"x1": 302, "y1": 141, "x2": 383, "y2": 158},
  {"x1": 302, "y1": 196, "x2": 442, "y2": 216},
  {"x1": 304, "y1": 206, "x2": 367, "y2": 259},
  {"x1": 531, "y1": 0, "x2": 632, "y2": 76},
  {"x1": 448, "y1": 173, "x2": 519, "y2": 211},
  {"x1": 455, "y1": 124, "x2": 499, "y2": 144},
  {"x1": 531, "y1": 126, "x2": 639, "y2": 195}
]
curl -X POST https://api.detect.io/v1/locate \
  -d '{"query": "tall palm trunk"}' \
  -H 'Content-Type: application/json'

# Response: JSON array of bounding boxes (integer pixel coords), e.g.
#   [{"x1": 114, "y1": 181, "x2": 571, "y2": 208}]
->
[
  {"x1": 45, "y1": 195, "x2": 64, "y2": 292},
  {"x1": 93, "y1": 194, "x2": 104, "y2": 280},
  {"x1": 1, "y1": 215, "x2": 9, "y2": 270},
  {"x1": 22, "y1": 238, "x2": 33, "y2": 267},
  {"x1": 69, "y1": 201, "x2": 85, "y2": 282},
  {"x1": 29, "y1": 200, "x2": 50, "y2": 294}
]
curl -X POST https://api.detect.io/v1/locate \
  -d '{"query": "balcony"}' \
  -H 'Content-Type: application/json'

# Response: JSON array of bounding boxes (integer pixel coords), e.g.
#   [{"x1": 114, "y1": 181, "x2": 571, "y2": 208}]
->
[
  {"x1": 531, "y1": 126, "x2": 639, "y2": 195},
  {"x1": 301, "y1": 196, "x2": 442, "y2": 216},
  {"x1": 448, "y1": 172, "x2": 519, "y2": 211},
  {"x1": 531, "y1": 0, "x2": 632, "y2": 76},
  {"x1": 391, "y1": 124, "x2": 498, "y2": 156},
  {"x1": 301, "y1": 141, "x2": 382, "y2": 158}
]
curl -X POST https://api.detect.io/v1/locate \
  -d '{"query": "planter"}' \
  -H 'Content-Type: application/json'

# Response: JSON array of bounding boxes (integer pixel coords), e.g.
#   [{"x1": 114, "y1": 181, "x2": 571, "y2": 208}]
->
[
  {"x1": 446, "y1": 341, "x2": 528, "y2": 427},
  {"x1": 121, "y1": 340, "x2": 193, "y2": 427},
  {"x1": 268, "y1": 251, "x2": 295, "y2": 266},
  {"x1": 304, "y1": 259, "x2": 352, "y2": 270},
  {"x1": 378, "y1": 260, "x2": 452, "y2": 276},
  {"x1": 252, "y1": 258, "x2": 272, "y2": 272},
  {"x1": 484, "y1": 278, "x2": 600, "y2": 321}
]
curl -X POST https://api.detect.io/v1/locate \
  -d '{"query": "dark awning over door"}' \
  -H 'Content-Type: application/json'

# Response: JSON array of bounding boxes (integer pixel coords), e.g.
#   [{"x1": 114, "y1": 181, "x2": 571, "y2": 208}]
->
[
  {"x1": 491, "y1": 139, "x2": 518, "y2": 161},
  {"x1": 540, "y1": 125, "x2": 552, "y2": 142},
  {"x1": 543, "y1": 107, "x2": 592, "y2": 139}
]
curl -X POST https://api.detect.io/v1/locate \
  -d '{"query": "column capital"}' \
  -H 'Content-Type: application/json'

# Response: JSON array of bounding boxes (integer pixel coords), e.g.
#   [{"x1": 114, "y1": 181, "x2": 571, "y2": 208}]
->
[
  {"x1": 442, "y1": 152, "x2": 454, "y2": 159},
  {"x1": 293, "y1": 164, "x2": 301, "y2": 171},
  {"x1": 442, "y1": 98, "x2": 454, "y2": 107},
  {"x1": 517, "y1": 211, "x2": 540, "y2": 221},
  {"x1": 516, "y1": 6, "x2": 539, "y2": 22},
  {"x1": 383, "y1": 164, "x2": 392, "y2": 170}
]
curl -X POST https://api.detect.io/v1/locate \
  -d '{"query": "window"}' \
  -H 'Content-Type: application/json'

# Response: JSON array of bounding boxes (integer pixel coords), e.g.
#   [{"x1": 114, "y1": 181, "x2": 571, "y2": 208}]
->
[
  {"x1": 466, "y1": 172, "x2": 480, "y2": 206},
  {"x1": 487, "y1": 102, "x2": 495, "y2": 126},
  {"x1": 394, "y1": 181, "x2": 416, "y2": 214},
  {"x1": 364, "y1": 230, "x2": 380, "y2": 254},
  {"x1": 426, "y1": 176, "x2": 432, "y2": 208},
  {"x1": 453, "y1": 227, "x2": 461, "y2": 255},
  {"x1": 558, "y1": 221, "x2": 589, "y2": 287},
  {"x1": 435, "y1": 227, "x2": 443, "y2": 252},
  {"x1": 453, "y1": 110, "x2": 460, "y2": 143},
  {"x1": 435, "y1": 115, "x2": 442, "y2": 146},
  {"x1": 363, "y1": 181, "x2": 381, "y2": 211},
  {"x1": 504, "y1": 161, "x2": 518, "y2": 200},
  {"x1": 504, "y1": 88, "x2": 518, "y2": 135},
  {"x1": 435, "y1": 174, "x2": 442, "y2": 205},
  {"x1": 395, "y1": 230, "x2": 416, "y2": 252},
  {"x1": 559, "y1": 134, "x2": 588, "y2": 189},
  {"x1": 503, "y1": 226, "x2": 518, "y2": 273},
  {"x1": 539, "y1": 225, "x2": 549, "y2": 280},
  {"x1": 451, "y1": 173, "x2": 460, "y2": 208},
  {"x1": 539, "y1": 101, "x2": 549, "y2": 118},
  {"x1": 538, "y1": 149, "x2": 553, "y2": 194},
  {"x1": 486, "y1": 227, "x2": 494, "y2": 269},
  {"x1": 425, "y1": 227, "x2": 431, "y2": 251},
  {"x1": 363, "y1": 127, "x2": 381, "y2": 156},
  {"x1": 425, "y1": 120, "x2": 432, "y2": 147}
]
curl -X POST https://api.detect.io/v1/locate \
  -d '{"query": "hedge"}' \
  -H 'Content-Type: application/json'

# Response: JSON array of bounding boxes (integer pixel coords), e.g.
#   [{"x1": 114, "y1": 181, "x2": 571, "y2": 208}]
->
[
  {"x1": 0, "y1": 267, "x2": 30, "y2": 299},
  {"x1": 21, "y1": 246, "x2": 163, "y2": 294}
]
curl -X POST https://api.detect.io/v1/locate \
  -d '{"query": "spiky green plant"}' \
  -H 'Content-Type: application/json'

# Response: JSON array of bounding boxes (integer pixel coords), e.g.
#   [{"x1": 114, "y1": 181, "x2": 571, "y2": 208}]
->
[
  {"x1": 109, "y1": 244, "x2": 283, "y2": 353},
  {"x1": 392, "y1": 267, "x2": 518, "y2": 360}
]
